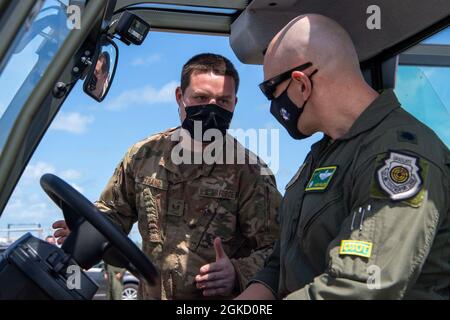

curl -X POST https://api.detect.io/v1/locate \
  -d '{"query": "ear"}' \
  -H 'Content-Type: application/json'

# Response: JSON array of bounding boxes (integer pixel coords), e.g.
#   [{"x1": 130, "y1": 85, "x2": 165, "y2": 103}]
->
[
  {"x1": 176, "y1": 86, "x2": 187, "y2": 123},
  {"x1": 291, "y1": 70, "x2": 312, "y2": 100},
  {"x1": 175, "y1": 86, "x2": 183, "y2": 105}
]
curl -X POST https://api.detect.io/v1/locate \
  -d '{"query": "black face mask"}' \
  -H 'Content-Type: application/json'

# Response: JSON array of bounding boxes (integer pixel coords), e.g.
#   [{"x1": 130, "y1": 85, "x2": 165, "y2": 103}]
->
[
  {"x1": 270, "y1": 81, "x2": 311, "y2": 140},
  {"x1": 181, "y1": 104, "x2": 233, "y2": 141}
]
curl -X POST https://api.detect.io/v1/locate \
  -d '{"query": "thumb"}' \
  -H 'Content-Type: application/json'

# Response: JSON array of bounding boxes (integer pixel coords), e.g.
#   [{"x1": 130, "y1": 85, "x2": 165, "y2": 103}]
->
[{"x1": 214, "y1": 237, "x2": 226, "y2": 261}]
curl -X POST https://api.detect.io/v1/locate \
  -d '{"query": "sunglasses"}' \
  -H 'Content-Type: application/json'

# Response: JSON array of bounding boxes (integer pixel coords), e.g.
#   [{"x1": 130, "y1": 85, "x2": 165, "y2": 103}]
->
[{"x1": 259, "y1": 62, "x2": 317, "y2": 100}]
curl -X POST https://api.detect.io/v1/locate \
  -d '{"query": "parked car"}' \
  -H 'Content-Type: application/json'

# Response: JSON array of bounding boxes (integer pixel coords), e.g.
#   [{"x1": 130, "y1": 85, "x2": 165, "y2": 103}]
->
[
  {"x1": 0, "y1": 244, "x2": 8, "y2": 255},
  {"x1": 86, "y1": 262, "x2": 140, "y2": 300}
]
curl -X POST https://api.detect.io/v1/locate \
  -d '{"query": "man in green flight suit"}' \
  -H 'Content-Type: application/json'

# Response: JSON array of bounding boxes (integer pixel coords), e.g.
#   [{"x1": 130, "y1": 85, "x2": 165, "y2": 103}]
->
[{"x1": 237, "y1": 14, "x2": 450, "y2": 300}]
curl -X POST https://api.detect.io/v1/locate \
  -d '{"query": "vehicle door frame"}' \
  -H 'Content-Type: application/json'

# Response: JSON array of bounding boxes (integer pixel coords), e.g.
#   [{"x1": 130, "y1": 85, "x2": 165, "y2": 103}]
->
[{"x1": 0, "y1": 0, "x2": 108, "y2": 215}]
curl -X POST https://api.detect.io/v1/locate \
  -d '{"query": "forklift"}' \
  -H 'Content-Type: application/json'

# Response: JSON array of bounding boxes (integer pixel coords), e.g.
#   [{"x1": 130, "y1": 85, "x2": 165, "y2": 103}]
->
[{"x1": 0, "y1": 0, "x2": 449, "y2": 299}]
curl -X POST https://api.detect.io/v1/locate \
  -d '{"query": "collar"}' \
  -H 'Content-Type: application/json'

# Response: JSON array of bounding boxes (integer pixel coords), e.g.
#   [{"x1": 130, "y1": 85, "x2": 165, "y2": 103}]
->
[
  {"x1": 339, "y1": 89, "x2": 401, "y2": 140},
  {"x1": 159, "y1": 128, "x2": 215, "y2": 183}
]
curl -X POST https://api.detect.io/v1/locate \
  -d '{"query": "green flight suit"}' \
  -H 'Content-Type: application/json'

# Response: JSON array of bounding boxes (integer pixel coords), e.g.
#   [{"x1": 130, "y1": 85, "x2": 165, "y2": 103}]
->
[{"x1": 252, "y1": 89, "x2": 450, "y2": 299}]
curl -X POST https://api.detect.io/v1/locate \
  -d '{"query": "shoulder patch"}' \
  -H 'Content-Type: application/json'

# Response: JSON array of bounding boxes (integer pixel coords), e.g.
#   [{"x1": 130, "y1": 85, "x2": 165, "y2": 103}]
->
[{"x1": 371, "y1": 151, "x2": 428, "y2": 206}]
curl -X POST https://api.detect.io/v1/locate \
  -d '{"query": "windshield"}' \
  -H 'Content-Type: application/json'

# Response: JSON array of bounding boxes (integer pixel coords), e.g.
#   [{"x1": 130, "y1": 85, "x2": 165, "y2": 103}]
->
[
  {"x1": 395, "y1": 66, "x2": 450, "y2": 147},
  {"x1": 394, "y1": 28, "x2": 450, "y2": 147},
  {"x1": 0, "y1": 0, "x2": 82, "y2": 151}
]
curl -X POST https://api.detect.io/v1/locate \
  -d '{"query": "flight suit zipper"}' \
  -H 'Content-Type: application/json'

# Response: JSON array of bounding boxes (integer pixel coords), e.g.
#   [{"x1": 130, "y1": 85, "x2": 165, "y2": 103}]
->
[
  {"x1": 301, "y1": 193, "x2": 342, "y2": 239},
  {"x1": 289, "y1": 139, "x2": 340, "y2": 242}
]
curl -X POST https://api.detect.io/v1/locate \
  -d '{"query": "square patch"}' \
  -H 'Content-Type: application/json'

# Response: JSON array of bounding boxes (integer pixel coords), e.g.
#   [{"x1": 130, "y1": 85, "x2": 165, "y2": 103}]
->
[
  {"x1": 305, "y1": 166, "x2": 337, "y2": 192},
  {"x1": 167, "y1": 198, "x2": 184, "y2": 216}
]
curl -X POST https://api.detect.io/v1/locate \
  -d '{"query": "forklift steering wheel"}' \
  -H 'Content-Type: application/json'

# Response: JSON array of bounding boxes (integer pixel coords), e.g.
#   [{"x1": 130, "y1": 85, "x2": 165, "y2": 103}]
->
[{"x1": 40, "y1": 173, "x2": 158, "y2": 286}]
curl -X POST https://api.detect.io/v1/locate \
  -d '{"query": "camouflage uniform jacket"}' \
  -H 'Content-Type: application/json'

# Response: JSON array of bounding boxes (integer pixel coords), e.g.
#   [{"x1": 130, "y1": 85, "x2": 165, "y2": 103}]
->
[{"x1": 95, "y1": 127, "x2": 281, "y2": 299}]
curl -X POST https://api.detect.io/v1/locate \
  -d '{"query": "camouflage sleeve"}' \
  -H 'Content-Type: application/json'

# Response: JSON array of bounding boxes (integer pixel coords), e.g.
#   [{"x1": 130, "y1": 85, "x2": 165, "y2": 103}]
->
[
  {"x1": 285, "y1": 150, "x2": 449, "y2": 300},
  {"x1": 247, "y1": 239, "x2": 281, "y2": 298},
  {"x1": 107, "y1": 264, "x2": 127, "y2": 275},
  {"x1": 94, "y1": 146, "x2": 138, "y2": 235},
  {"x1": 230, "y1": 166, "x2": 281, "y2": 292}
]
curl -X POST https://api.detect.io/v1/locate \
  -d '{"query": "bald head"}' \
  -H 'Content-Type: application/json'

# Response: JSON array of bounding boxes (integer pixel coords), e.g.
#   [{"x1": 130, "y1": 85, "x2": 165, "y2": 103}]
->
[
  {"x1": 264, "y1": 14, "x2": 361, "y2": 80},
  {"x1": 263, "y1": 14, "x2": 379, "y2": 140}
]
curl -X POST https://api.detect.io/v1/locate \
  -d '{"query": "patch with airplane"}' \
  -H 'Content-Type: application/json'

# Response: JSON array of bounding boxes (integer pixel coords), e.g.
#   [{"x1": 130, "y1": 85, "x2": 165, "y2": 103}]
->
[{"x1": 305, "y1": 166, "x2": 337, "y2": 192}]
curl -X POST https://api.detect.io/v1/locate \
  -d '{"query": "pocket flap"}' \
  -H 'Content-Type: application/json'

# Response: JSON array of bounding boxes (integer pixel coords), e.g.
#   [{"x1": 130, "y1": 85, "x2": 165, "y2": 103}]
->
[{"x1": 135, "y1": 176, "x2": 168, "y2": 190}]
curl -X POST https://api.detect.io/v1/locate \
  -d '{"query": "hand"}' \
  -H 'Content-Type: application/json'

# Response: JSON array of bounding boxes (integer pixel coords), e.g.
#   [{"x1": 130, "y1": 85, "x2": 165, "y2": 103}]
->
[
  {"x1": 52, "y1": 220, "x2": 71, "y2": 245},
  {"x1": 115, "y1": 272, "x2": 123, "y2": 281},
  {"x1": 195, "y1": 237, "x2": 236, "y2": 297}
]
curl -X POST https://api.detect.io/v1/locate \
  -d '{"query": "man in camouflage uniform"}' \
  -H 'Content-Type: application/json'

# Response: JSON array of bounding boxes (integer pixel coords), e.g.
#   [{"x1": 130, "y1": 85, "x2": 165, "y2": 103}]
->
[
  {"x1": 237, "y1": 15, "x2": 450, "y2": 299},
  {"x1": 104, "y1": 263, "x2": 125, "y2": 300},
  {"x1": 54, "y1": 53, "x2": 281, "y2": 299}
]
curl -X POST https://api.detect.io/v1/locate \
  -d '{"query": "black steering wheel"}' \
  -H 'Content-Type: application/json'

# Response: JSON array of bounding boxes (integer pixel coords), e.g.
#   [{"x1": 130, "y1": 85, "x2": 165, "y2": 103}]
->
[{"x1": 40, "y1": 173, "x2": 158, "y2": 286}]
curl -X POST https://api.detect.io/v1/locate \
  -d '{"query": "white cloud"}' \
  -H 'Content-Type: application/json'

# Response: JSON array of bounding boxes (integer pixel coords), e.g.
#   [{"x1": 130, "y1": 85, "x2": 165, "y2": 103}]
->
[
  {"x1": 2, "y1": 193, "x2": 54, "y2": 225},
  {"x1": 23, "y1": 162, "x2": 56, "y2": 180},
  {"x1": 106, "y1": 81, "x2": 178, "y2": 111},
  {"x1": 60, "y1": 169, "x2": 82, "y2": 180},
  {"x1": 1, "y1": 164, "x2": 85, "y2": 241},
  {"x1": 22, "y1": 162, "x2": 82, "y2": 186},
  {"x1": 0, "y1": 188, "x2": 62, "y2": 242},
  {"x1": 50, "y1": 112, "x2": 94, "y2": 134},
  {"x1": 131, "y1": 53, "x2": 162, "y2": 67},
  {"x1": 70, "y1": 183, "x2": 84, "y2": 193}
]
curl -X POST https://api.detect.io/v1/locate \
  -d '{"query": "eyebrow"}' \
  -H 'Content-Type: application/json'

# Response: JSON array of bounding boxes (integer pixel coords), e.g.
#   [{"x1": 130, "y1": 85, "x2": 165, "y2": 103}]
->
[
  {"x1": 192, "y1": 91, "x2": 233, "y2": 99},
  {"x1": 192, "y1": 90, "x2": 211, "y2": 96}
]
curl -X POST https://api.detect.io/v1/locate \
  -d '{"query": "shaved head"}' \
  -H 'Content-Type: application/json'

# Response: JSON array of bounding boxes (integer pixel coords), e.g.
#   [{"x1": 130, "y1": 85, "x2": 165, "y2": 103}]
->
[
  {"x1": 265, "y1": 14, "x2": 361, "y2": 80},
  {"x1": 263, "y1": 14, "x2": 379, "y2": 140}
]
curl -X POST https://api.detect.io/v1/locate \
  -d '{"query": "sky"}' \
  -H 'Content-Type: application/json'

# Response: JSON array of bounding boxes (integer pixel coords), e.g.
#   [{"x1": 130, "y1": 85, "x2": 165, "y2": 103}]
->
[{"x1": 0, "y1": 7, "x2": 449, "y2": 243}]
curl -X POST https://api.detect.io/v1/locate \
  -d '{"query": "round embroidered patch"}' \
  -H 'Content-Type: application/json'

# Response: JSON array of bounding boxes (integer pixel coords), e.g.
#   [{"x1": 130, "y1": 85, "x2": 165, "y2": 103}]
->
[
  {"x1": 390, "y1": 166, "x2": 410, "y2": 184},
  {"x1": 377, "y1": 152, "x2": 422, "y2": 201}
]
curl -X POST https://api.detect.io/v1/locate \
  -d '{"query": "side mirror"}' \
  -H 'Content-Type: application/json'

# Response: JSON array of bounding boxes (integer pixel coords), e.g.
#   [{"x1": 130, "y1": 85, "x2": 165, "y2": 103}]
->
[{"x1": 83, "y1": 36, "x2": 118, "y2": 102}]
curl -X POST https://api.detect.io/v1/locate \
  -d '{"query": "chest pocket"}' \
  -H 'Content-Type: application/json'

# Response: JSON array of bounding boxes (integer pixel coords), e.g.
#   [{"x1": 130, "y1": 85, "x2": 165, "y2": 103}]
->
[
  {"x1": 186, "y1": 186, "x2": 238, "y2": 254},
  {"x1": 298, "y1": 190, "x2": 346, "y2": 257},
  {"x1": 135, "y1": 176, "x2": 168, "y2": 243}
]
